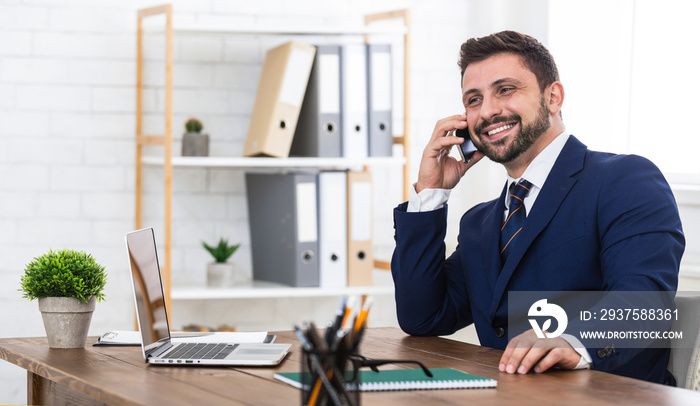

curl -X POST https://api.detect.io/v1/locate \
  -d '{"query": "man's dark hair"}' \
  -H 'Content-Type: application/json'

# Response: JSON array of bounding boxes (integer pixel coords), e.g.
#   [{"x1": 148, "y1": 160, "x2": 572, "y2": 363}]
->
[{"x1": 458, "y1": 30, "x2": 559, "y2": 92}]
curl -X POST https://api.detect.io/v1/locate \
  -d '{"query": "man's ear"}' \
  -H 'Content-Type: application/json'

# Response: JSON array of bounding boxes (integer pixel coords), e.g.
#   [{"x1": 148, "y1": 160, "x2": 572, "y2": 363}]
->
[{"x1": 546, "y1": 81, "x2": 565, "y2": 115}]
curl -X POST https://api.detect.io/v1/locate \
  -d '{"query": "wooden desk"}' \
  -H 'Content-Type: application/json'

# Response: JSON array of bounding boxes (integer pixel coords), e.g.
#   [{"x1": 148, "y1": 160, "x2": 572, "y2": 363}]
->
[{"x1": 1, "y1": 327, "x2": 699, "y2": 405}]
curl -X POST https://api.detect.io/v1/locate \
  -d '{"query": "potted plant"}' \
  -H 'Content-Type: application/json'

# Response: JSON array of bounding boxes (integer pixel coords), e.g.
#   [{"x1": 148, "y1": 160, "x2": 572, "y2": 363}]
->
[
  {"x1": 182, "y1": 117, "x2": 209, "y2": 156},
  {"x1": 20, "y1": 249, "x2": 107, "y2": 349},
  {"x1": 202, "y1": 238, "x2": 245, "y2": 287}
]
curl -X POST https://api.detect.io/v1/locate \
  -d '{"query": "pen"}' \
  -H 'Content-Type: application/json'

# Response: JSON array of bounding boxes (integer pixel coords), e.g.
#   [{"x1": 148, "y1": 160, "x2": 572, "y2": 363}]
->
[
  {"x1": 294, "y1": 325, "x2": 312, "y2": 351},
  {"x1": 325, "y1": 295, "x2": 347, "y2": 345},
  {"x1": 306, "y1": 322, "x2": 328, "y2": 352},
  {"x1": 331, "y1": 329, "x2": 348, "y2": 352}
]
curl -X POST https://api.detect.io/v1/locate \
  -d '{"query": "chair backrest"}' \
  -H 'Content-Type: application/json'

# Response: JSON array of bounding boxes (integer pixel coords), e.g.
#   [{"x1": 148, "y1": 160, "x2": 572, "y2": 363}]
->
[{"x1": 668, "y1": 294, "x2": 700, "y2": 390}]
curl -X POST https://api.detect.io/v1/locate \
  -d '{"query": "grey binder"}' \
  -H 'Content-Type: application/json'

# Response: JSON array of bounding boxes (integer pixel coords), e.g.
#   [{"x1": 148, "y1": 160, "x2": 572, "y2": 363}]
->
[
  {"x1": 367, "y1": 43, "x2": 393, "y2": 157},
  {"x1": 290, "y1": 45, "x2": 342, "y2": 157},
  {"x1": 245, "y1": 173, "x2": 319, "y2": 287}
]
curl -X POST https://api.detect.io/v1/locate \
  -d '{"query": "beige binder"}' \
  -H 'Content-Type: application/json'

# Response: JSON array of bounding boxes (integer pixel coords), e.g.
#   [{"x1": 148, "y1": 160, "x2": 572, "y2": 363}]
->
[
  {"x1": 243, "y1": 42, "x2": 316, "y2": 157},
  {"x1": 347, "y1": 170, "x2": 373, "y2": 286}
]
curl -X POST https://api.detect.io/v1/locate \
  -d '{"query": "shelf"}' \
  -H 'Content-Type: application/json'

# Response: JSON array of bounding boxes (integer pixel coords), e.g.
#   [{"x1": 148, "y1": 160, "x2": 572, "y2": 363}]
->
[
  {"x1": 169, "y1": 23, "x2": 407, "y2": 37},
  {"x1": 172, "y1": 281, "x2": 394, "y2": 300},
  {"x1": 680, "y1": 263, "x2": 700, "y2": 279},
  {"x1": 142, "y1": 155, "x2": 405, "y2": 170}
]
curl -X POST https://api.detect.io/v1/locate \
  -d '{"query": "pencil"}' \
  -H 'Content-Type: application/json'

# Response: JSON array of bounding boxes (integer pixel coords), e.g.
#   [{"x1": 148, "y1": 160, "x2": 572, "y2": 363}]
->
[
  {"x1": 353, "y1": 296, "x2": 373, "y2": 335},
  {"x1": 341, "y1": 296, "x2": 357, "y2": 329}
]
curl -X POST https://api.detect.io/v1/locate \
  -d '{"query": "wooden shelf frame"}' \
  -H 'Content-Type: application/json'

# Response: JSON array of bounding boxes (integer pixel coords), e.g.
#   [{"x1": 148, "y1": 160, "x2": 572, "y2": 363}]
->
[
  {"x1": 135, "y1": 4, "x2": 411, "y2": 305},
  {"x1": 136, "y1": 4, "x2": 174, "y2": 309}
]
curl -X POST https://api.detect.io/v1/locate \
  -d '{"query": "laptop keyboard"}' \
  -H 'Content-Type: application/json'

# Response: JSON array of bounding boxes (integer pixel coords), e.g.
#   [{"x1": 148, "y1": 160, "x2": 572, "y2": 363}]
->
[{"x1": 162, "y1": 343, "x2": 239, "y2": 360}]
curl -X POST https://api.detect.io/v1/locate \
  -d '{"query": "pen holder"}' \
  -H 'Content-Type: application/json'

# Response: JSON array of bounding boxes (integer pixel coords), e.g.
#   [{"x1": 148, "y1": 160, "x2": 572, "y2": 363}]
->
[{"x1": 301, "y1": 347, "x2": 360, "y2": 406}]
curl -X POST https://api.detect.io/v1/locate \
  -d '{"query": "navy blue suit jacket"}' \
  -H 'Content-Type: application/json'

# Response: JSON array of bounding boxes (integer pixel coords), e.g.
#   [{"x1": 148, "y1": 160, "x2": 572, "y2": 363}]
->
[{"x1": 392, "y1": 136, "x2": 685, "y2": 384}]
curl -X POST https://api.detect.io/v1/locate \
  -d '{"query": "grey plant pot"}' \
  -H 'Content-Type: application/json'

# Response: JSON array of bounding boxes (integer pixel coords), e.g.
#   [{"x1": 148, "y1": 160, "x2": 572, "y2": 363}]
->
[
  {"x1": 182, "y1": 131, "x2": 209, "y2": 156},
  {"x1": 38, "y1": 296, "x2": 96, "y2": 349}
]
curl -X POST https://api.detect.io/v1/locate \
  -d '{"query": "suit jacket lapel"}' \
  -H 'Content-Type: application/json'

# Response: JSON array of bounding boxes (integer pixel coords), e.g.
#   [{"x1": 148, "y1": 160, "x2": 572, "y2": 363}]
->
[{"x1": 488, "y1": 136, "x2": 587, "y2": 320}]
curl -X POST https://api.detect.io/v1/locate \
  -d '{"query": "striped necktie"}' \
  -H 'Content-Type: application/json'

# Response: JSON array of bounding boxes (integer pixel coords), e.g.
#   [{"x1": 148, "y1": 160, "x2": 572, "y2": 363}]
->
[{"x1": 500, "y1": 179, "x2": 532, "y2": 264}]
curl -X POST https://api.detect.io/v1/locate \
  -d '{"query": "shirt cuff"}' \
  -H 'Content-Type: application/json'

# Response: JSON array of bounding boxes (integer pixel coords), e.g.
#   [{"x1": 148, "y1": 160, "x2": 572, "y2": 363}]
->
[
  {"x1": 560, "y1": 333, "x2": 592, "y2": 370},
  {"x1": 407, "y1": 184, "x2": 451, "y2": 212}
]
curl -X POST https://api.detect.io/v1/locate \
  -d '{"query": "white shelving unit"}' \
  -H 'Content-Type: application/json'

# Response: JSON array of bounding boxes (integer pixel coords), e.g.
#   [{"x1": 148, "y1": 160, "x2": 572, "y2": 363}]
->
[{"x1": 135, "y1": 5, "x2": 411, "y2": 311}]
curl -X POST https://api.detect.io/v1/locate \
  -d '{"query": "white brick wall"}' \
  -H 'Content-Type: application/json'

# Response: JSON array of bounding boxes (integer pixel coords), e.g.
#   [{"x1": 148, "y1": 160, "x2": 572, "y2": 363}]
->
[{"x1": 0, "y1": 0, "x2": 533, "y2": 403}]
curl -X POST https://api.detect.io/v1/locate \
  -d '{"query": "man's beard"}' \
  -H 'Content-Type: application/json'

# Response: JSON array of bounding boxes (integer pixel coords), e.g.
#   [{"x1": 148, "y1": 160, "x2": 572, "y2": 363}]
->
[{"x1": 472, "y1": 98, "x2": 551, "y2": 164}]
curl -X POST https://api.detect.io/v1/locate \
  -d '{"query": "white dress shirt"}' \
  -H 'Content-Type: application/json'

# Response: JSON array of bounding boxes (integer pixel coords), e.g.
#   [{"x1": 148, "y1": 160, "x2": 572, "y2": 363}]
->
[{"x1": 407, "y1": 132, "x2": 592, "y2": 369}]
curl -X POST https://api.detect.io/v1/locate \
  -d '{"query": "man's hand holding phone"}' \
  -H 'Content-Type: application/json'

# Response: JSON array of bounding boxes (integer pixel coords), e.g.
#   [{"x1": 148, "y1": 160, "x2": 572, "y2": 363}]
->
[{"x1": 415, "y1": 114, "x2": 484, "y2": 193}]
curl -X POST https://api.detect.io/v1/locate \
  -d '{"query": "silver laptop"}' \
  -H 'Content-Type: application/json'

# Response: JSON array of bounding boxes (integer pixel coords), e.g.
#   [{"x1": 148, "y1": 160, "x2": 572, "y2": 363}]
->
[{"x1": 125, "y1": 227, "x2": 291, "y2": 366}]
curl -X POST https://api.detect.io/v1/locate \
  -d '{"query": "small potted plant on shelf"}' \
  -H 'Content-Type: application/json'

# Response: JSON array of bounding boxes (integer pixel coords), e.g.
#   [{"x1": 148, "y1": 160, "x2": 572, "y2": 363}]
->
[
  {"x1": 19, "y1": 249, "x2": 108, "y2": 349},
  {"x1": 182, "y1": 117, "x2": 209, "y2": 157},
  {"x1": 202, "y1": 238, "x2": 245, "y2": 287}
]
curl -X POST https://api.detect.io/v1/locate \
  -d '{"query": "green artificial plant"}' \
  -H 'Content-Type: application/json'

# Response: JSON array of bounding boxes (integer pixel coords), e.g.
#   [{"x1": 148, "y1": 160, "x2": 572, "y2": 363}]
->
[
  {"x1": 20, "y1": 249, "x2": 107, "y2": 303},
  {"x1": 202, "y1": 238, "x2": 240, "y2": 263},
  {"x1": 185, "y1": 118, "x2": 203, "y2": 133}
]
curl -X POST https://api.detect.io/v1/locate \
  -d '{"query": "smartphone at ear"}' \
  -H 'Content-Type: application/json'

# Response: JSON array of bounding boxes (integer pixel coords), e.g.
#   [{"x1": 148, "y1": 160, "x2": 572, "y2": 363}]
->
[{"x1": 455, "y1": 127, "x2": 478, "y2": 163}]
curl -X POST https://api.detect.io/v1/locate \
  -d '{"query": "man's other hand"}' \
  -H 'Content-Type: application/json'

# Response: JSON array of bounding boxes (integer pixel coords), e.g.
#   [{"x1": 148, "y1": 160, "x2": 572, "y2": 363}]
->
[{"x1": 499, "y1": 329, "x2": 581, "y2": 374}]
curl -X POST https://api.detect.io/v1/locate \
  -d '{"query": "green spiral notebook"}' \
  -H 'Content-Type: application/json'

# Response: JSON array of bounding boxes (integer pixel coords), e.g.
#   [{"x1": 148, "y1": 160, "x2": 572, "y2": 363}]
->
[{"x1": 274, "y1": 368, "x2": 497, "y2": 391}]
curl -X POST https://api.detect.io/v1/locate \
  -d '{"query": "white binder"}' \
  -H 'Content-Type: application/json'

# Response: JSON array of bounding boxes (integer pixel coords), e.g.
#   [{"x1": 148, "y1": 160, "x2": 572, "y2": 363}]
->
[
  {"x1": 317, "y1": 171, "x2": 348, "y2": 288},
  {"x1": 340, "y1": 44, "x2": 369, "y2": 158},
  {"x1": 367, "y1": 43, "x2": 393, "y2": 157}
]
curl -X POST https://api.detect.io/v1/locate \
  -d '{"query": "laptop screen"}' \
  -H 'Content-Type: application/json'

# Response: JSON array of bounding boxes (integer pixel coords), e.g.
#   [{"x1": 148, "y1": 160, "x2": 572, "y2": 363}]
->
[{"x1": 125, "y1": 228, "x2": 172, "y2": 355}]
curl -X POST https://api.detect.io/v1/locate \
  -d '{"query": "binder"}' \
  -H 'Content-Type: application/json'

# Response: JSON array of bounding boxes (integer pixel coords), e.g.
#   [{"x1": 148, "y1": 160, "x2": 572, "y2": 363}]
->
[
  {"x1": 317, "y1": 171, "x2": 347, "y2": 288},
  {"x1": 243, "y1": 42, "x2": 316, "y2": 158},
  {"x1": 340, "y1": 44, "x2": 369, "y2": 158},
  {"x1": 245, "y1": 173, "x2": 319, "y2": 287},
  {"x1": 346, "y1": 170, "x2": 373, "y2": 286},
  {"x1": 367, "y1": 43, "x2": 393, "y2": 157},
  {"x1": 290, "y1": 45, "x2": 342, "y2": 157}
]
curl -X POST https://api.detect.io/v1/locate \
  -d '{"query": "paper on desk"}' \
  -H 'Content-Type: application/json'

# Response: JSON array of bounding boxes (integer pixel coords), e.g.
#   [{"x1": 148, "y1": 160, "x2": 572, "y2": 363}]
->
[
  {"x1": 174, "y1": 331, "x2": 268, "y2": 344},
  {"x1": 95, "y1": 331, "x2": 141, "y2": 345},
  {"x1": 95, "y1": 330, "x2": 269, "y2": 346}
]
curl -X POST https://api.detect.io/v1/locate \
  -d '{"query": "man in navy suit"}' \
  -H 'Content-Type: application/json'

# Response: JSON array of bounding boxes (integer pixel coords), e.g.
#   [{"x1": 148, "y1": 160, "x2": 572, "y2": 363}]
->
[{"x1": 391, "y1": 31, "x2": 684, "y2": 384}]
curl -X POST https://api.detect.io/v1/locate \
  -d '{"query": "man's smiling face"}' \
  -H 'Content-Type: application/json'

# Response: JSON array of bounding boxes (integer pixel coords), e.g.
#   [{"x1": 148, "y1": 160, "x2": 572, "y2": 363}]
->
[{"x1": 462, "y1": 53, "x2": 552, "y2": 164}]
